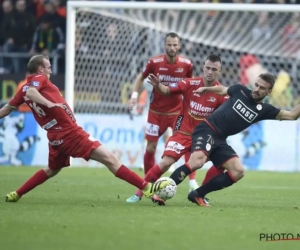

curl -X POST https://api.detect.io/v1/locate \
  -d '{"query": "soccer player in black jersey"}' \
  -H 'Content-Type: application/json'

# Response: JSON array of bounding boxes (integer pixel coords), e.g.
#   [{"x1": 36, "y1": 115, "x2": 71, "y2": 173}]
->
[{"x1": 168, "y1": 73, "x2": 300, "y2": 206}]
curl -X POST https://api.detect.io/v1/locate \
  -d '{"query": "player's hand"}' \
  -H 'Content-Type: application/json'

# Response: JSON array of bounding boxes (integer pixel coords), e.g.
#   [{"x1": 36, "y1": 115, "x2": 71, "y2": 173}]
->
[
  {"x1": 128, "y1": 98, "x2": 137, "y2": 110},
  {"x1": 147, "y1": 73, "x2": 160, "y2": 87},
  {"x1": 193, "y1": 87, "x2": 207, "y2": 94}
]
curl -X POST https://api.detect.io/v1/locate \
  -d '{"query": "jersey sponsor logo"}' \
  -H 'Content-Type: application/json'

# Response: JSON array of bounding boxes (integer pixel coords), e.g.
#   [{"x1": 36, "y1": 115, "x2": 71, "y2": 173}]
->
[
  {"x1": 42, "y1": 119, "x2": 58, "y2": 130},
  {"x1": 175, "y1": 68, "x2": 183, "y2": 73},
  {"x1": 49, "y1": 139, "x2": 63, "y2": 146},
  {"x1": 158, "y1": 75, "x2": 184, "y2": 83},
  {"x1": 233, "y1": 99, "x2": 258, "y2": 123},
  {"x1": 146, "y1": 123, "x2": 159, "y2": 136},
  {"x1": 62, "y1": 104, "x2": 76, "y2": 121},
  {"x1": 159, "y1": 67, "x2": 168, "y2": 71},
  {"x1": 190, "y1": 80, "x2": 201, "y2": 85},
  {"x1": 169, "y1": 83, "x2": 178, "y2": 88},
  {"x1": 178, "y1": 58, "x2": 191, "y2": 64},
  {"x1": 174, "y1": 115, "x2": 183, "y2": 131},
  {"x1": 165, "y1": 141, "x2": 185, "y2": 154},
  {"x1": 207, "y1": 96, "x2": 216, "y2": 102},
  {"x1": 30, "y1": 81, "x2": 40, "y2": 87},
  {"x1": 153, "y1": 58, "x2": 164, "y2": 63},
  {"x1": 190, "y1": 101, "x2": 214, "y2": 112}
]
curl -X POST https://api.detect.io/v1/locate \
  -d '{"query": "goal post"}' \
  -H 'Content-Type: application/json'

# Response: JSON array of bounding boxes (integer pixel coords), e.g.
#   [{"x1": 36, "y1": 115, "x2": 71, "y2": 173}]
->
[
  {"x1": 65, "y1": 1, "x2": 300, "y2": 170},
  {"x1": 66, "y1": 1, "x2": 300, "y2": 114}
]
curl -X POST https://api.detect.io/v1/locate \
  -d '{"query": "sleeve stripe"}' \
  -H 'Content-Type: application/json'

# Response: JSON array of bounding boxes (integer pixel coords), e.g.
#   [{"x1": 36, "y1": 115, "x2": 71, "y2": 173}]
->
[{"x1": 8, "y1": 104, "x2": 17, "y2": 109}]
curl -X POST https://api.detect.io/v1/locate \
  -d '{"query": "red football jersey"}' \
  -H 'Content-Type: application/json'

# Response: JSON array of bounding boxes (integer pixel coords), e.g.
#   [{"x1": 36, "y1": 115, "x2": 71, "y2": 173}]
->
[
  {"x1": 168, "y1": 77, "x2": 228, "y2": 135},
  {"x1": 9, "y1": 74, "x2": 77, "y2": 131},
  {"x1": 142, "y1": 54, "x2": 193, "y2": 114}
]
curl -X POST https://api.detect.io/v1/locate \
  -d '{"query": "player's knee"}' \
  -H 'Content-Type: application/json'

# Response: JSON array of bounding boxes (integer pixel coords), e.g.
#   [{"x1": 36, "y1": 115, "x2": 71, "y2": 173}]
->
[
  {"x1": 229, "y1": 166, "x2": 245, "y2": 181},
  {"x1": 146, "y1": 141, "x2": 157, "y2": 154},
  {"x1": 43, "y1": 168, "x2": 61, "y2": 178},
  {"x1": 188, "y1": 151, "x2": 207, "y2": 170}
]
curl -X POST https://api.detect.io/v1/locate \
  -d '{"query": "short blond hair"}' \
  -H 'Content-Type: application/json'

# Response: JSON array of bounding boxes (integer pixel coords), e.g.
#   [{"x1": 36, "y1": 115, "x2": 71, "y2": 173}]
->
[{"x1": 27, "y1": 55, "x2": 49, "y2": 74}]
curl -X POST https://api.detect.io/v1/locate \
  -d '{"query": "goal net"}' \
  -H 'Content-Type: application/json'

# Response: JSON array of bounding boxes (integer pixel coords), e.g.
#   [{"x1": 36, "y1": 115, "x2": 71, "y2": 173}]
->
[
  {"x1": 65, "y1": 2, "x2": 300, "y2": 170},
  {"x1": 66, "y1": 2, "x2": 300, "y2": 114}
]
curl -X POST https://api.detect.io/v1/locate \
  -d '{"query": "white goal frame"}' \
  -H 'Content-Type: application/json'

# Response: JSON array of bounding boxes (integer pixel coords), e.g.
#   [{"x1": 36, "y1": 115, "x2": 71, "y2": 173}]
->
[{"x1": 65, "y1": 1, "x2": 300, "y2": 112}]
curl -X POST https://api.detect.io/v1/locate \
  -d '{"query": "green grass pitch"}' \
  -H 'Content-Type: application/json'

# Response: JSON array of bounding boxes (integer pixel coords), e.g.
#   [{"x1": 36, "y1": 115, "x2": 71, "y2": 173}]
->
[{"x1": 0, "y1": 167, "x2": 300, "y2": 250}]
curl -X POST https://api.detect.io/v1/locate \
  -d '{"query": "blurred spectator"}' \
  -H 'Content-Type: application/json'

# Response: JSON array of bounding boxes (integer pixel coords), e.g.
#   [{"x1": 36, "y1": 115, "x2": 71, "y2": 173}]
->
[
  {"x1": 30, "y1": 14, "x2": 64, "y2": 56},
  {"x1": 53, "y1": 0, "x2": 66, "y2": 18},
  {"x1": 252, "y1": 12, "x2": 272, "y2": 42},
  {"x1": 282, "y1": 13, "x2": 300, "y2": 58},
  {"x1": 41, "y1": 0, "x2": 65, "y2": 33},
  {"x1": 1, "y1": 0, "x2": 36, "y2": 73}
]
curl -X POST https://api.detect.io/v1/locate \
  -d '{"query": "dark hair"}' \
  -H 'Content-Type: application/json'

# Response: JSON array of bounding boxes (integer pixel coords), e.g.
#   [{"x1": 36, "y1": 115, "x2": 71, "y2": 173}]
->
[
  {"x1": 258, "y1": 73, "x2": 276, "y2": 89},
  {"x1": 27, "y1": 55, "x2": 49, "y2": 74},
  {"x1": 205, "y1": 54, "x2": 222, "y2": 64},
  {"x1": 165, "y1": 32, "x2": 180, "y2": 43}
]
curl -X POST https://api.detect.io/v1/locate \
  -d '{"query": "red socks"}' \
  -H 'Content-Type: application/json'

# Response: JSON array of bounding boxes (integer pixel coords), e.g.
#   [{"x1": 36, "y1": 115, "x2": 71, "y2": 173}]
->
[
  {"x1": 17, "y1": 169, "x2": 49, "y2": 197},
  {"x1": 144, "y1": 164, "x2": 163, "y2": 182},
  {"x1": 202, "y1": 166, "x2": 225, "y2": 185},
  {"x1": 115, "y1": 165, "x2": 148, "y2": 190},
  {"x1": 135, "y1": 164, "x2": 163, "y2": 197},
  {"x1": 143, "y1": 150, "x2": 155, "y2": 174}
]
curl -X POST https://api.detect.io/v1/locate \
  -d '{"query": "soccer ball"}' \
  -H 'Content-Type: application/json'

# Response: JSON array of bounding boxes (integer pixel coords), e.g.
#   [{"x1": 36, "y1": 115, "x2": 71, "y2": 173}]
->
[{"x1": 155, "y1": 177, "x2": 177, "y2": 200}]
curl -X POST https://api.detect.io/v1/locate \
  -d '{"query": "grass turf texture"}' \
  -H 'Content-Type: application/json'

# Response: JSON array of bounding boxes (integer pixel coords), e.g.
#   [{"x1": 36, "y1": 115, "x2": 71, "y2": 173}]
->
[{"x1": 0, "y1": 167, "x2": 299, "y2": 250}]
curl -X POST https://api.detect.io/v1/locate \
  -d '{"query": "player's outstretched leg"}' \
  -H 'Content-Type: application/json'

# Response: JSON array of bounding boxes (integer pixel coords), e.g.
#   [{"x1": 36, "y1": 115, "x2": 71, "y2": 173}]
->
[
  {"x1": 127, "y1": 156, "x2": 176, "y2": 205},
  {"x1": 196, "y1": 165, "x2": 225, "y2": 205},
  {"x1": 89, "y1": 146, "x2": 170, "y2": 198},
  {"x1": 126, "y1": 141, "x2": 157, "y2": 203},
  {"x1": 5, "y1": 168, "x2": 61, "y2": 202},
  {"x1": 188, "y1": 157, "x2": 244, "y2": 207}
]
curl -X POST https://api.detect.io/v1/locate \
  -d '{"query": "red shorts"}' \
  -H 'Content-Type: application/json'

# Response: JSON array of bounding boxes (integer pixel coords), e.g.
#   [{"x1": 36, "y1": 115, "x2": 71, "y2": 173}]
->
[
  {"x1": 145, "y1": 111, "x2": 178, "y2": 142},
  {"x1": 162, "y1": 132, "x2": 192, "y2": 161},
  {"x1": 47, "y1": 126, "x2": 101, "y2": 170}
]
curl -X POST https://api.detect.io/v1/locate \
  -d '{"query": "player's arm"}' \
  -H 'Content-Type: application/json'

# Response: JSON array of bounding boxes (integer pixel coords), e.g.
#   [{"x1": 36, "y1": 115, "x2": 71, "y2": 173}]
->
[
  {"x1": 0, "y1": 104, "x2": 15, "y2": 119},
  {"x1": 276, "y1": 104, "x2": 300, "y2": 120},
  {"x1": 26, "y1": 87, "x2": 63, "y2": 108},
  {"x1": 147, "y1": 73, "x2": 170, "y2": 96},
  {"x1": 193, "y1": 85, "x2": 229, "y2": 96},
  {"x1": 128, "y1": 59, "x2": 155, "y2": 109}
]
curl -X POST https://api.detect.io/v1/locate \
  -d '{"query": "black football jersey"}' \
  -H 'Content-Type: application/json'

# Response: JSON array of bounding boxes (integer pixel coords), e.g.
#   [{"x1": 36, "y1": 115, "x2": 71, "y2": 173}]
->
[{"x1": 205, "y1": 84, "x2": 281, "y2": 136}]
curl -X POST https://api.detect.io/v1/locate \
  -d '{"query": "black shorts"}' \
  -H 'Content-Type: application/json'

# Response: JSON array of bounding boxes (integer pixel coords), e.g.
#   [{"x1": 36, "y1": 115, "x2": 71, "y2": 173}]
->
[{"x1": 191, "y1": 122, "x2": 238, "y2": 168}]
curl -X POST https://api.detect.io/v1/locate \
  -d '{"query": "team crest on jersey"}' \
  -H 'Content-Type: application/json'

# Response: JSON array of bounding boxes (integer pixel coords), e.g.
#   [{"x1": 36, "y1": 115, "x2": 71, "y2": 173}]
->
[
  {"x1": 233, "y1": 99, "x2": 258, "y2": 123},
  {"x1": 175, "y1": 68, "x2": 183, "y2": 73},
  {"x1": 30, "y1": 81, "x2": 40, "y2": 87},
  {"x1": 169, "y1": 83, "x2": 178, "y2": 88},
  {"x1": 207, "y1": 96, "x2": 216, "y2": 102},
  {"x1": 190, "y1": 80, "x2": 201, "y2": 85}
]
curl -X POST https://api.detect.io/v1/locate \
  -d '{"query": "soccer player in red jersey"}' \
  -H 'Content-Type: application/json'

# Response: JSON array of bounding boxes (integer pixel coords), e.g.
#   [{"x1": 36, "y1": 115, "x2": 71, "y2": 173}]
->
[
  {"x1": 144, "y1": 54, "x2": 229, "y2": 205},
  {"x1": 2, "y1": 55, "x2": 170, "y2": 202},
  {"x1": 127, "y1": 32, "x2": 198, "y2": 203}
]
